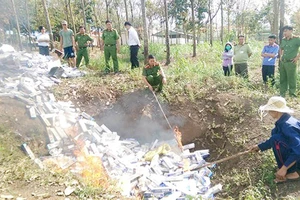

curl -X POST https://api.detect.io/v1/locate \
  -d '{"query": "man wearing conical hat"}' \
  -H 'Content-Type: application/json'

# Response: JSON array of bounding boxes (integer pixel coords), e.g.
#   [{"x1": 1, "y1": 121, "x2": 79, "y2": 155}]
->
[{"x1": 250, "y1": 96, "x2": 300, "y2": 183}]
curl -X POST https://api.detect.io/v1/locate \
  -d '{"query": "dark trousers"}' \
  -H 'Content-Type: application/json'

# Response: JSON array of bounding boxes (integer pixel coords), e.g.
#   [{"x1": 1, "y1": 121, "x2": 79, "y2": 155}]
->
[
  {"x1": 270, "y1": 134, "x2": 300, "y2": 174},
  {"x1": 234, "y1": 63, "x2": 248, "y2": 78},
  {"x1": 223, "y1": 65, "x2": 233, "y2": 76},
  {"x1": 39, "y1": 46, "x2": 49, "y2": 56},
  {"x1": 262, "y1": 65, "x2": 275, "y2": 86},
  {"x1": 130, "y1": 45, "x2": 139, "y2": 69}
]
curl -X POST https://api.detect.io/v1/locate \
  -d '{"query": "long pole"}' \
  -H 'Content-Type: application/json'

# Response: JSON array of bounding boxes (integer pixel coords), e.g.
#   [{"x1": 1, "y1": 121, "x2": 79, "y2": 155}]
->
[
  {"x1": 152, "y1": 91, "x2": 173, "y2": 131},
  {"x1": 195, "y1": 149, "x2": 252, "y2": 170},
  {"x1": 152, "y1": 91, "x2": 183, "y2": 151}
]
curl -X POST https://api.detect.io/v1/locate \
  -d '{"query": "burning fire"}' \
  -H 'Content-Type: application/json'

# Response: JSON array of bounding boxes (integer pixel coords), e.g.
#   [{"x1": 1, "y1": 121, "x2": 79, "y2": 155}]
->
[
  {"x1": 72, "y1": 136, "x2": 109, "y2": 187},
  {"x1": 174, "y1": 126, "x2": 183, "y2": 150},
  {"x1": 74, "y1": 148, "x2": 109, "y2": 187},
  {"x1": 174, "y1": 127, "x2": 191, "y2": 171}
]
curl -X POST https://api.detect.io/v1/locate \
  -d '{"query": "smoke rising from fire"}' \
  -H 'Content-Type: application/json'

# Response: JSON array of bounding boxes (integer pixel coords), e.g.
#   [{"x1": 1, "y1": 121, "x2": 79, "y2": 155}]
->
[{"x1": 95, "y1": 89, "x2": 185, "y2": 144}]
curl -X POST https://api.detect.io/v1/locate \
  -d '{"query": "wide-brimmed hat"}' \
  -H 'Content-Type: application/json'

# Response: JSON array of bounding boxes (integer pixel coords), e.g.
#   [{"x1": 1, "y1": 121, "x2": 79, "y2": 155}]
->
[{"x1": 259, "y1": 96, "x2": 294, "y2": 113}]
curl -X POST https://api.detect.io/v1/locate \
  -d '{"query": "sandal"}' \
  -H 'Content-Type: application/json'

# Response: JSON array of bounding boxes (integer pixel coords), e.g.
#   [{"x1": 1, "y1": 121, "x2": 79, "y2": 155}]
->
[{"x1": 274, "y1": 177, "x2": 300, "y2": 184}]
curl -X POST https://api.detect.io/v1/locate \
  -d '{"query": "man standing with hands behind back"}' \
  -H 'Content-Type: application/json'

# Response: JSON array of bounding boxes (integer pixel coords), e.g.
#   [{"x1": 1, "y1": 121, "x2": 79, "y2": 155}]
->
[
  {"x1": 59, "y1": 20, "x2": 76, "y2": 67},
  {"x1": 279, "y1": 25, "x2": 300, "y2": 97},
  {"x1": 75, "y1": 26, "x2": 93, "y2": 68},
  {"x1": 124, "y1": 21, "x2": 141, "y2": 69},
  {"x1": 234, "y1": 35, "x2": 252, "y2": 78},
  {"x1": 101, "y1": 20, "x2": 120, "y2": 74}
]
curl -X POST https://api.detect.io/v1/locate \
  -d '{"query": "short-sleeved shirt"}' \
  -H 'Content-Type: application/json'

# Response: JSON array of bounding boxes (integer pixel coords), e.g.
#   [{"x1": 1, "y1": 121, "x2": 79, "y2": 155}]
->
[
  {"x1": 262, "y1": 44, "x2": 279, "y2": 66},
  {"x1": 233, "y1": 43, "x2": 252, "y2": 64},
  {"x1": 101, "y1": 29, "x2": 119, "y2": 45},
  {"x1": 142, "y1": 65, "x2": 161, "y2": 77},
  {"x1": 37, "y1": 33, "x2": 50, "y2": 47},
  {"x1": 59, "y1": 29, "x2": 74, "y2": 48},
  {"x1": 280, "y1": 36, "x2": 300, "y2": 60},
  {"x1": 75, "y1": 33, "x2": 93, "y2": 48}
]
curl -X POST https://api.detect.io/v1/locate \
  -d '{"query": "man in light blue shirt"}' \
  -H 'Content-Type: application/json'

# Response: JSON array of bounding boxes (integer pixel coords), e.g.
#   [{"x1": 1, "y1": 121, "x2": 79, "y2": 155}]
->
[{"x1": 261, "y1": 34, "x2": 279, "y2": 86}]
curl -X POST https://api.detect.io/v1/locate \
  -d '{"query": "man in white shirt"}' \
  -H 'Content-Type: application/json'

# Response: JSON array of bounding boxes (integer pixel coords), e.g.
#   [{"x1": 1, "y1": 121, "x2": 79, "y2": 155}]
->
[{"x1": 124, "y1": 22, "x2": 141, "y2": 69}]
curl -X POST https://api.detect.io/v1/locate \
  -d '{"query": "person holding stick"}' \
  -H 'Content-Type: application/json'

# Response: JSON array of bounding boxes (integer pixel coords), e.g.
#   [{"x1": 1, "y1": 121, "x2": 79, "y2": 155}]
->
[
  {"x1": 142, "y1": 55, "x2": 167, "y2": 92},
  {"x1": 250, "y1": 96, "x2": 300, "y2": 183}
]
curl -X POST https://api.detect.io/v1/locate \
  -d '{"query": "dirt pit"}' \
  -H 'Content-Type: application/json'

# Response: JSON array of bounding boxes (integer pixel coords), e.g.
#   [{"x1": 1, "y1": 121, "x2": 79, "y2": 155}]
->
[{"x1": 1, "y1": 81, "x2": 300, "y2": 199}]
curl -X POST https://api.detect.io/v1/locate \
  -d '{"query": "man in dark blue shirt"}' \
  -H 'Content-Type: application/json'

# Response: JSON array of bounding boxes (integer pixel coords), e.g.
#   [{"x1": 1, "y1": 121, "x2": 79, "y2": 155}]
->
[{"x1": 251, "y1": 96, "x2": 300, "y2": 183}]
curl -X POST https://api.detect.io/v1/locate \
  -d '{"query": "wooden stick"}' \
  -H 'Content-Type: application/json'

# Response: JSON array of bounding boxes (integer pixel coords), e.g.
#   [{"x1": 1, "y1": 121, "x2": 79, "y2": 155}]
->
[{"x1": 194, "y1": 149, "x2": 252, "y2": 170}]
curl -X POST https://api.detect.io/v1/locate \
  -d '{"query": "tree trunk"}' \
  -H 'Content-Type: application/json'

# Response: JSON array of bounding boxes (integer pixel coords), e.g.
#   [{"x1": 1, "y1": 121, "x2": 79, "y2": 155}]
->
[
  {"x1": 81, "y1": 0, "x2": 87, "y2": 32},
  {"x1": 105, "y1": 0, "x2": 109, "y2": 20},
  {"x1": 11, "y1": 0, "x2": 22, "y2": 51},
  {"x1": 41, "y1": 0, "x2": 54, "y2": 50},
  {"x1": 227, "y1": 6, "x2": 230, "y2": 34},
  {"x1": 191, "y1": 0, "x2": 196, "y2": 57},
  {"x1": 141, "y1": 0, "x2": 148, "y2": 64},
  {"x1": 124, "y1": 0, "x2": 129, "y2": 21},
  {"x1": 115, "y1": 8, "x2": 123, "y2": 45},
  {"x1": 209, "y1": 16, "x2": 213, "y2": 46},
  {"x1": 220, "y1": 0, "x2": 224, "y2": 44},
  {"x1": 163, "y1": 0, "x2": 170, "y2": 65},
  {"x1": 209, "y1": 0, "x2": 213, "y2": 46},
  {"x1": 129, "y1": 0, "x2": 134, "y2": 22},
  {"x1": 68, "y1": 0, "x2": 76, "y2": 32},
  {"x1": 273, "y1": 0, "x2": 279, "y2": 35},
  {"x1": 64, "y1": 0, "x2": 70, "y2": 23},
  {"x1": 25, "y1": 0, "x2": 32, "y2": 51},
  {"x1": 93, "y1": 2, "x2": 99, "y2": 27},
  {"x1": 279, "y1": 0, "x2": 284, "y2": 43}
]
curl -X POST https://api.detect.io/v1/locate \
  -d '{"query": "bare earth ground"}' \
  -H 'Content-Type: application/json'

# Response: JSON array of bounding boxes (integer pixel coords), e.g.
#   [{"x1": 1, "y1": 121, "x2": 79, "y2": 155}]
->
[{"x1": 0, "y1": 51, "x2": 300, "y2": 199}]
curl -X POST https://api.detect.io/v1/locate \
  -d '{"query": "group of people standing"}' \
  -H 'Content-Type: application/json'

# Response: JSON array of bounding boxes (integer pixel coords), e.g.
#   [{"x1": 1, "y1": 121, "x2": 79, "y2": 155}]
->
[
  {"x1": 221, "y1": 26, "x2": 300, "y2": 183},
  {"x1": 36, "y1": 20, "x2": 166, "y2": 93},
  {"x1": 222, "y1": 25, "x2": 300, "y2": 97}
]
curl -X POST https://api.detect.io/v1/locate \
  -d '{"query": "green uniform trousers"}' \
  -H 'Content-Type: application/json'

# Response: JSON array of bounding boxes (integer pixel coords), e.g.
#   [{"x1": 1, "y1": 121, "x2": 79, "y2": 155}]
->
[
  {"x1": 280, "y1": 61, "x2": 297, "y2": 97},
  {"x1": 76, "y1": 48, "x2": 89, "y2": 67},
  {"x1": 104, "y1": 45, "x2": 119, "y2": 73},
  {"x1": 147, "y1": 75, "x2": 163, "y2": 91},
  {"x1": 234, "y1": 63, "x2": 248, "y2": 78}
]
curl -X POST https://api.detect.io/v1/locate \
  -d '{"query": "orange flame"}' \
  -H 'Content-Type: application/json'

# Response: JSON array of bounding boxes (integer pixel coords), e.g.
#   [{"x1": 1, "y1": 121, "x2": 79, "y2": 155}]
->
[
  {"x1": 74, "y1": 148, "x2": 109, "y2": 187},
  {"x1": 174, "y1": 126, "x2": 183, "y2": 150}
]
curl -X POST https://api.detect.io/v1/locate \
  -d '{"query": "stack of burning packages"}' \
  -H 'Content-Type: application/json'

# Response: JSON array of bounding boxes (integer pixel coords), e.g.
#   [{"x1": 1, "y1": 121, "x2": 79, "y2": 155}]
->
[{"x1": 0, "y1": 45, "x2": 222, "y2": 199}]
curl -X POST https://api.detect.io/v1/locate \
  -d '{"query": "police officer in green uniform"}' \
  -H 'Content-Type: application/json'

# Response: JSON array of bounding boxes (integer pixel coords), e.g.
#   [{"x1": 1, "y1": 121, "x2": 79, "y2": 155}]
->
[
  {"x1": 101, "y1": 20, "x2": 120, "y2": 74},
  {"x1": 280, "y1": 25, "x2": 300, "y2": 97},
  {"x1": 75, "y1": 26, "x2": 93, "y2": 68},
  {"x1": 142, "y1": 55, "x2": 167, "y2": 92}
]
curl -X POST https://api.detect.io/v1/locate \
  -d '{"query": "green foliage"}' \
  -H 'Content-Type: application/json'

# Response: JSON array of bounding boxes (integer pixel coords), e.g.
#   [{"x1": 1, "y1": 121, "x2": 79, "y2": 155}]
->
[
  {"x1": 168, "y1": 0, "x2": 208, "y2": 30},
  {"x1": 291, "y1": 9, "x2": 300, "y2": 35},
  {"x1": 168, "y1": 0, "x2": 190, "y2": 25}
]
